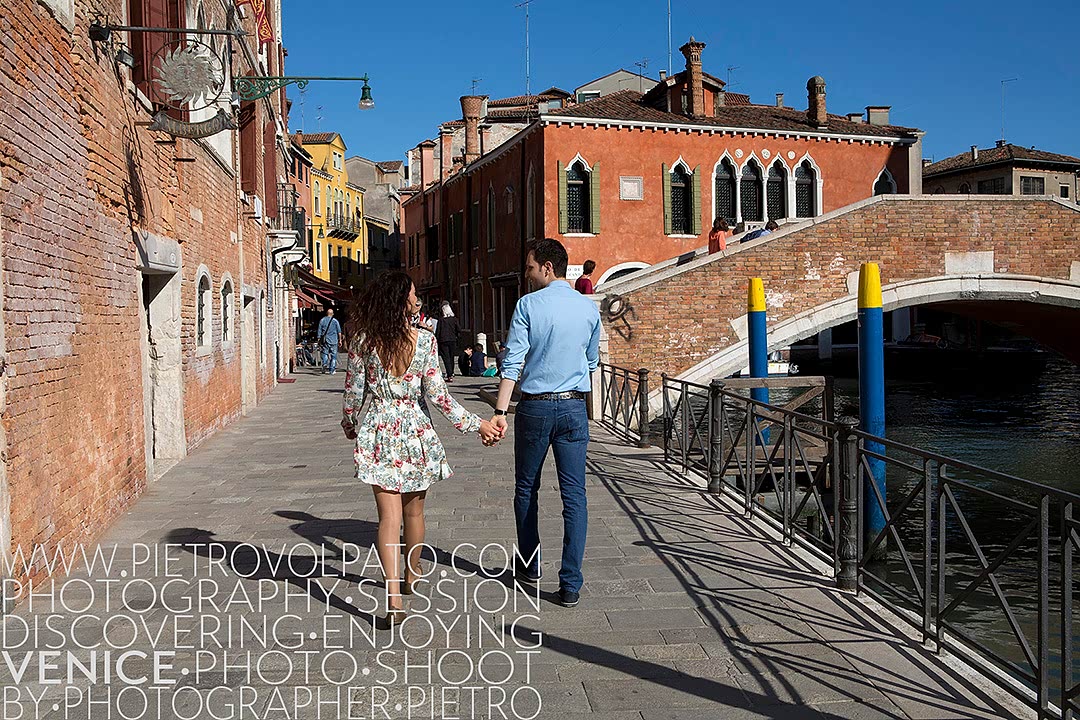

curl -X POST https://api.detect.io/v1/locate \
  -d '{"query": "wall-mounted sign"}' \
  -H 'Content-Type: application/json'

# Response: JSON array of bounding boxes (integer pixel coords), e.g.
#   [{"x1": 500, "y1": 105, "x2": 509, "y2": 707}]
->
[{"x1": 149, "y1": 109, "x2": 236, "y2": 139}]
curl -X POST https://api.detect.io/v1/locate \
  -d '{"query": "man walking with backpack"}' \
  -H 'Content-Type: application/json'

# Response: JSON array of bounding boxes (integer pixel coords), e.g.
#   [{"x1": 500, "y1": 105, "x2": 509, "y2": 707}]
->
[
  {"x1": 490, "y1": 238, "x2": 601, "y2": 608},
  {"x1": 317, "y1": 307, "x2": 342, "y2": 374}
]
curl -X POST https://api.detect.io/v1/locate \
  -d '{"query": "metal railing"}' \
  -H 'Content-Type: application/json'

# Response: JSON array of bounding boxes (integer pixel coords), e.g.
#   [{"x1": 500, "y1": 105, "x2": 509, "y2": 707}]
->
[
  {"x1": 271, "y1": 183, "x2": 305, "y2": 234},
  {"x1": 328, "y1": 212, "x2": 361, "y2": 236},
  {"x1": 597, "y1": 361, "x2": 1080, "y2": 718},
  {"x1": 598, "y1": 364, "x2": 650, "y2": 447}
]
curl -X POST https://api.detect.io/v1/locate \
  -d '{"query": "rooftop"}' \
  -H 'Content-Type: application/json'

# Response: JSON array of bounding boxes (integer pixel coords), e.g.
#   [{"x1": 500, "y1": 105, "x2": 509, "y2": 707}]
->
[
  {"x1": 294, "y1": 132, "x2": 340, "y2": 145},
  {"x1": 924, "y1": 143, "x2": 1080, "y2": 177},
  {"x1": 546, "y1": 90, "x2": 919, "y2": 139}
]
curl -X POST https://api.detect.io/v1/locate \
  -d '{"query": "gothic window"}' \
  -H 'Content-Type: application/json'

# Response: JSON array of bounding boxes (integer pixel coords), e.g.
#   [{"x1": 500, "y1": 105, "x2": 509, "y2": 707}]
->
[
  {"x1": 740, "y1": 161, "x2": 763, "y2": 223},
  {"x1": 670, "y1": 166, "x2": 692, "y2": 235},
  {"x1": 220, "y1": 279, "x2": 233, "y2": 344},
  {"x1": 566, "y1": 161, "x2": 590, "y2": 233},
  {"x1": 767, "y1": 162, "x2": 787, "y2": 221},
  {"x1": 487, "y1": 188, "x2": 497, "y2": 250},
  {"x1": 795, "y1": 161, "x2": 817, "y2": 218},
  {"x1": 197, "y1": 273, "x2": 211, "y2": 347},
  {"x1": 874, "y1": 169, "x2": 896, "y2": 195},
  {"x1": 714, "y1": 159, "x2": 736, "y2": 226},
  {"x1": 958, "y1": 183, "x2": 971, "y2": 194}
]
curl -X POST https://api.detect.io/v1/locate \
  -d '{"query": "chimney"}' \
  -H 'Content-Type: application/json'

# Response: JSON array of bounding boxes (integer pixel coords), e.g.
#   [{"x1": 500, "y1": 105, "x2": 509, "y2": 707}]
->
[
  {"x1": 922, "y1": 158, "x2": 933, "y2": 168},
  {"x1": 847, "y1": 113, "x2": 863, "y2": 123},
  {"x1": 479, "y1": 123, "x2": 491, "y2": 157},
  {"x1": 460, "y1": 95, "x2": 485, "y2": 165},
  {"x1": 295, "y1": 130, "x2": 304, "y2": 145},
  {"x1": 775, "y1": 93, "x2": 784, "y2": 108},
  {"x1": 866, "y1": 106, "x2": 890, "y2": 126},
  {"x1": 970, "y1": 145, "x2": 979, "y2": 161},
  {"x1": 439, "y1": 127, "x2": 453, "y2": 181},
  {"x1": 658, "y1": 70, "x2": 667, "y2": 81},
  {"x1": 807, "y1": 76, "x2": 827, "y2": 129},
  {"x1": 679, "y1": 37, "x2": 707, "y2": 117},
  {"x1": 996, "y1": 139, "x2": 1007, "y2": 148},
  {"x1": 419, "y1": 140, "x2": 435, "y2": 188}
]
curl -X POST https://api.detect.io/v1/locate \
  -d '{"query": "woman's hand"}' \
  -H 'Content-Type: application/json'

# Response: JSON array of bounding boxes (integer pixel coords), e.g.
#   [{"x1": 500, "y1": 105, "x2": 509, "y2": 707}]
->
[
  {"x1": 341, "y1": 419, "x2": 357, "y2": 440},
  {"x1": 478, "y1": 420, "x2": 501, "y2": 447}
]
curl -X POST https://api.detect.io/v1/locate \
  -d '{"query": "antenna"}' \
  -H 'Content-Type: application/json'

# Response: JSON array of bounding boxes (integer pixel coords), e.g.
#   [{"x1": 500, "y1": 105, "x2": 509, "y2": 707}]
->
[
  {"x1": 667, "y1": 0, "x2": 672, "y2": 76},
  {"x1": 516, "y1": 0, "x2": 534, "y2": 97},
  {"x1": 316, "y1": 105, "x2": 323, "y2": 132},
  {"x1": 634, "y1": 58, "x2": 650, "y2": 93},
  {"x1": 1000, "y1": 77, "x2": 1018, "y2": 144},
  {"x1": 726, "y1": 65, "x2": 740, "y2": 89},
  {"x1": 471, "y1": 77, "x2": 483, "y2": 94}
]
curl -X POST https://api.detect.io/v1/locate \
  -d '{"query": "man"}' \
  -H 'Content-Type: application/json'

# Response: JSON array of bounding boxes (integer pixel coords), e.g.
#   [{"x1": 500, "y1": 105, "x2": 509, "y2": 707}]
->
[
  {"x1": 574, "y1": 260, "x2": 596, "y2": 295},
  {"x1": 491, "y1": 238, "x2": 601, "y2": 608},
  {"x1": 744, "y1": 219, "x2": 779, "y2": 242},
  {"x1": 457, "y1": 346, "x2": 474, "y2": 377},
  {"x1": 316, "y1": 308, "x2": 342, "y2": 374}
]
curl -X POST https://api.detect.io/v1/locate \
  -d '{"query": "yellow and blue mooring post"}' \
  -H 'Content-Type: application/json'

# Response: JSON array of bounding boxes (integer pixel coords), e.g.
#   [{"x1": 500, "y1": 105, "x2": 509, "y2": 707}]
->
[
  {"x1": 748, "y1": 278, "x2": 769, "y2": 444},
  {"x1": 858, "y1": 262, "x2": 886, "y2": 540}
]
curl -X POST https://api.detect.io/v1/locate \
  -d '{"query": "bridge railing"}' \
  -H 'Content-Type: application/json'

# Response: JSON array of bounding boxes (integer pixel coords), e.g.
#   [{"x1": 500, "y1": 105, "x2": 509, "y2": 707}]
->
[
  {"x1": 598, "y1": 361, "x2": 1080, "y2": 719},
  {"x1": 598, "y1": 363, "x2": 651, "y2": 447}
]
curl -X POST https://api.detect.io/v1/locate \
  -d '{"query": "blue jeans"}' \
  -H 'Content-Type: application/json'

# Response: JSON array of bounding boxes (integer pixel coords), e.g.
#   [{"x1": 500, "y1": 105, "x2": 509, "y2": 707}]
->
[
  {"x1": 513, "y1": 398, "x2": 589, "y2": 593},
  {"x1": 321, "y1": 342, "x2": 338, "y2": 373}
]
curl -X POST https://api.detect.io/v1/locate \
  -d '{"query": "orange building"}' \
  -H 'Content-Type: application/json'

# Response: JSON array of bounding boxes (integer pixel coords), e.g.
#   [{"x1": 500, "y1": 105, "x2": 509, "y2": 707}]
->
[{"x1": 403, "y1": 37, "x2": 924, "y2": 350}]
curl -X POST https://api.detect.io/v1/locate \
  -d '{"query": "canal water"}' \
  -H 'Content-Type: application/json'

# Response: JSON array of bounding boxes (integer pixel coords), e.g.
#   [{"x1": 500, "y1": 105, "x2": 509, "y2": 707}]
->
[{"x1": 832, "y1": 354, "x2": 1080, "y2": 698}]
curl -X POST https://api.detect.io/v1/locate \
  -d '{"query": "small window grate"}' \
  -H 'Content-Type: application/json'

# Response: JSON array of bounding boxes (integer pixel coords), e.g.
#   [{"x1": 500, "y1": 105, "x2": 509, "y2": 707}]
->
[
  {"x1": 767, "y1": 163, "x2": 787, "y2": 220},
  {"x1": 670, "y1": 168, "x2": 692, "y2": 234},
  {"x1": 740, "y1": 163, "x2": 763, "y2": 222},
  {"x1": 795, "y1": 161, "x2": 816, "y2": 218},
  {"x1": 714, "y1": 161, "x2": 736, "y2": 225}
]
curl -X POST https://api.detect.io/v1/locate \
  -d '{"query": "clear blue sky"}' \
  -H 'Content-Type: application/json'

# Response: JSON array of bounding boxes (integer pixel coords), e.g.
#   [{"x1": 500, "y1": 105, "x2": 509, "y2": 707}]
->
[{"x1": 281, "y1": 0, "x2": 1080, "y2": 166}]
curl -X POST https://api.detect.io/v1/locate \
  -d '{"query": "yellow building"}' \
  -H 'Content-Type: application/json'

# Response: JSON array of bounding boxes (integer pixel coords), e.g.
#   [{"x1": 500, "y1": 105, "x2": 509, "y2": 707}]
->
[{"x1": 300, "y1": 133, "x2": 367, "y2": 286}]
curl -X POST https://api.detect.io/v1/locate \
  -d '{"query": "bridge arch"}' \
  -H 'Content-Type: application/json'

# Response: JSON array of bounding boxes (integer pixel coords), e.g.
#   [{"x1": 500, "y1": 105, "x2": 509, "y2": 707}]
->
[{"x1": 679, "y1": 274, "x2": 1080, "y2": 383}]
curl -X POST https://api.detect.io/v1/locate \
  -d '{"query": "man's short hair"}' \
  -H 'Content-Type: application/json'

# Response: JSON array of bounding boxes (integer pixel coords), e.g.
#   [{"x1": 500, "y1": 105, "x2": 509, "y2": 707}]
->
[
  {"x1": 529, "y1": 238, "x2": 569, "y2": 278},
  {"x1": 583, "y1": 259, "x2": 596, "y2": 275},
  {"x1": 765, "y1": 220, "x2": 779, "y2": 231}
]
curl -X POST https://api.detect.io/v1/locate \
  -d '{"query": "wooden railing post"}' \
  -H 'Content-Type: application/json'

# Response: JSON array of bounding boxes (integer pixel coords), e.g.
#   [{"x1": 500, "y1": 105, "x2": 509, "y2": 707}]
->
[{"x1": 636, "y1": 368, "x2": 651, "y2": 448}]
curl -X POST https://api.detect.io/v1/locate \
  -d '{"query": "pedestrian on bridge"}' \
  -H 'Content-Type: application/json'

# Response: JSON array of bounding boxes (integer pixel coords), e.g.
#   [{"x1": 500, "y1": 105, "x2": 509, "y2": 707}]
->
[
  {"x1": 490, "y1": 238, "x2": 602, "y2": 608},
  {"x1": 341, "y1": 272, "x2": 503, "y2": 625},
  {"x1": 709, "y1": 217, "x2": 732, "y2": 254}
]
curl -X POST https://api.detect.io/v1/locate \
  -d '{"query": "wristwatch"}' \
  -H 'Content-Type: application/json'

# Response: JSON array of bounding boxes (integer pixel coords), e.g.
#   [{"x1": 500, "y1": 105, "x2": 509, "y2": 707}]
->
[{"x1": 493, "y1": 409, "x2": 507, "y2": 416}]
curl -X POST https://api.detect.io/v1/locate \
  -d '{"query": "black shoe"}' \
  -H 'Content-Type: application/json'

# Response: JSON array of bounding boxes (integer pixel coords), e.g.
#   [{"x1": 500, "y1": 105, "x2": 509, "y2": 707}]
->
[
  {"x1": 558, "y1": 589, "x2": 580, "y2": 608},
  {"x1": 514, "y1": 567, "x2": 542, "y2": 584}
]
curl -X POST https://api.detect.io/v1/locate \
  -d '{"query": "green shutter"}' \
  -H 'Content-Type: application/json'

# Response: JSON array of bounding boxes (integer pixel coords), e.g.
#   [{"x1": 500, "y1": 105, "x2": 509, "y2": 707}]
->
[
  {"x1": 691, "y1": 165, "x2": 702, "y2": 235},
  {"x1": 558, "y1": 160, "x2": 568, "y2": 234},
  {"x1": 589, "y1": 162, "x2": 601, "y2": 233},
  {"x1": 662, "y1": 163, "x2": 672, "y2": 236}
]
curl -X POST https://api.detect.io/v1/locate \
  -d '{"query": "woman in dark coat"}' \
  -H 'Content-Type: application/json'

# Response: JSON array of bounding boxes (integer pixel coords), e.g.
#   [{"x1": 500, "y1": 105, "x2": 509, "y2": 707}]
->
[{"x1": 434, "y1": 301, "x2": 461, "y2": 381}]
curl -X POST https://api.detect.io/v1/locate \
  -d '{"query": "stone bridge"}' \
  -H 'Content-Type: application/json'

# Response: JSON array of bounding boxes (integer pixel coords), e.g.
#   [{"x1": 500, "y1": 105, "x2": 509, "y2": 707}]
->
[{"x1": 596, "y1": 196, "x2": 1080, "y2": 384}]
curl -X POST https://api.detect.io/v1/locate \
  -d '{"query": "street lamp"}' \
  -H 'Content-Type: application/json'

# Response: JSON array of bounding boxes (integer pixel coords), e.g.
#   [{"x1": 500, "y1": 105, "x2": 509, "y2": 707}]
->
[{"x1": 358, "y1": 75, "x2": 375, "y2": 111}]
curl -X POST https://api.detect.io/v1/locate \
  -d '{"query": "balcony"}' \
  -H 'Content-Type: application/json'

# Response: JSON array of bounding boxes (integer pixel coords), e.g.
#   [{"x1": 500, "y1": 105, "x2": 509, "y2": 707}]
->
[
  {"x1": 327, "y1": 212, "x2": 361, "y2": 240},
  {"x1": 270, "y1": 183, "x2": 306, "y2": 235}
]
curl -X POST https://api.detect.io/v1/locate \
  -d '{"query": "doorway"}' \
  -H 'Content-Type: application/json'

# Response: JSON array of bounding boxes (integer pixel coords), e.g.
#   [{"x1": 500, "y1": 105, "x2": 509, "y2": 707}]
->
[{"x1": 140, "y1": 271, "x2": 185, "y2": 480}]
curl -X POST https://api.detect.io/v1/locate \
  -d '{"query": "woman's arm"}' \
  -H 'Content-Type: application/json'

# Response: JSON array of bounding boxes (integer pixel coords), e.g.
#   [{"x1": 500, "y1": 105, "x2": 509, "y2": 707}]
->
[
  {"x1": 421, "y1": 335, "x2": 481, "y2": 433},
  {"x1": 341, "y1": 344, "x2": 368, "y2": 437}
]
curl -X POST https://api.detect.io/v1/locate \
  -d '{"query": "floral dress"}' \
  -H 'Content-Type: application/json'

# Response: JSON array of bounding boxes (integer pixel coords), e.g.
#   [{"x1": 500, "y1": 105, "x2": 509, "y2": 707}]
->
[{"x1": 341, "y1": 331, "x2": 482, "y2": 492}]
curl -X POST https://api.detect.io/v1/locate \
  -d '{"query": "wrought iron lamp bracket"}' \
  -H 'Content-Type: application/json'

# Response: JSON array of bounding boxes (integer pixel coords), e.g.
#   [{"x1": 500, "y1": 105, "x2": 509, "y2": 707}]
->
[{"x1": 233, "y1": 75, "x2": 371, "y2": 101}]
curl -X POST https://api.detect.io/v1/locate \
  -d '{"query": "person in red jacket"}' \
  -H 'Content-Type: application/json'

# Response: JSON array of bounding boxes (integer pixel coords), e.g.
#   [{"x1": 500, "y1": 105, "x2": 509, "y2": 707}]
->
[{"x1": 575, "y1": 259, "x2": 596, "y2": 294}]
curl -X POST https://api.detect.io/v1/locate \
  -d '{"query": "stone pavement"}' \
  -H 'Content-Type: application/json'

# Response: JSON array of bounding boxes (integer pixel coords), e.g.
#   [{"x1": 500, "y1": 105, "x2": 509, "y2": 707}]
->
[{"x1": 0, "y1": 369, "x2": 1028, "y2": 720}]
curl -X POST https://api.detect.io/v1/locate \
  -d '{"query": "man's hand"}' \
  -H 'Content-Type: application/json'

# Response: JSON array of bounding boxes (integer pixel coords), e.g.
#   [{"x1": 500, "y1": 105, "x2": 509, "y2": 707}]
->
[
  {"x1": 490, "y1": 415, "x2": 508, "y2": 438},
  {"x1": 478, "y1": 420, "x2": 501, "y2": 447}
]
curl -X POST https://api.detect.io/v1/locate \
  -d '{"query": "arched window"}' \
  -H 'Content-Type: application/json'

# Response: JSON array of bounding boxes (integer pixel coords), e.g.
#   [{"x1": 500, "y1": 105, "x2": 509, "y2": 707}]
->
[
  {"x1": 767, "y1": 162, "x2": 788, "y2": 221},
  {"x1": 874, "y1": 169, "x2": 896, "y2": 195},
  {"x1": 220, "y1": 279, "x2": 233, "y2": 343},
  {"x1": 933, "y1": 186, "x2": 945, "y2": 195},
  {"x1": 714, "y1": 159, "x2": 736, "y2": 226},
  {"x1": 314, "y1": 182, "x2": 321, "y2": 215},
  {"x1": 958, "y1": 183, "x2": 971, "y2": 194},
  {"x1": 670, "y1": 166, "x2": 692, "y2": 235},
  {"x1": 740, "y1": 161, "x2": 763, "y2": 223},
  {"x1": 487, "y1": 187, "x2": 497, "y2": 250},
  {"x1": 566, "y1": 161, "x2": 591, "y2": 233},
  {"x1": 197, "y1": 273, "x2": 211, "y2": 347},
  {"x1": 346, "y1": 194, "x2": 351, "y2": 219},
  {"x1": 526, "y1": 168, "x2": 536, "y2": 239},
  {"x1": 795, "y1": 161, "x2": 817, "y2": 218}
]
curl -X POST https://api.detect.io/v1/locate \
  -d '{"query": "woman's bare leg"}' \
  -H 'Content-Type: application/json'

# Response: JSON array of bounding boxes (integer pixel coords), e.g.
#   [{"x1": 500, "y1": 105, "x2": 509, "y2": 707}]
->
[
  {"x1": 401, "y1": 491, "x2": 427, "y2": 586},
  {"x1": 372, "y1": 486, "x2": 404, "y2": 611}
]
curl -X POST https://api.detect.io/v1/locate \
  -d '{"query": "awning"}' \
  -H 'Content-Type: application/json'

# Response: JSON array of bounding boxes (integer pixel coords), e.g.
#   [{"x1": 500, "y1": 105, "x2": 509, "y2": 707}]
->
[{"x1": 293, "y1": 288, "x2": 320, "y2": 309}]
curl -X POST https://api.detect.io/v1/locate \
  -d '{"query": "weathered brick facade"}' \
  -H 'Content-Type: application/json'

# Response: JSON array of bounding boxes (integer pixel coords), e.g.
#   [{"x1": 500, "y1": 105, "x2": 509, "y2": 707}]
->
[
  {"x1": 602, "y1": 197, "x2": 1080, "y2": 380},
  {"x1": 0, "y1": 0, "x2": 297, "y2": 591}
]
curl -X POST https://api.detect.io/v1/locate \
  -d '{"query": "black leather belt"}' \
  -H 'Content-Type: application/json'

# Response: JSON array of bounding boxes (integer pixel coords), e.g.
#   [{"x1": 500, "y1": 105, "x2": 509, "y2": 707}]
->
[{"x1": 519, "y1": 391, "x2": 587, "y2": 401}]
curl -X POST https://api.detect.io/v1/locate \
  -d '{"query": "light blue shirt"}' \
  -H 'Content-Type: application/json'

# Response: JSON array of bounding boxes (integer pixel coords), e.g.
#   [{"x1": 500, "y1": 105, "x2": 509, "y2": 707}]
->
[
  {"x1": 318, "y1": 316, "x2": 341, "y2": 344},
  {"x1": 502, "y1": 280, "x2": 601, "y2": 394}
]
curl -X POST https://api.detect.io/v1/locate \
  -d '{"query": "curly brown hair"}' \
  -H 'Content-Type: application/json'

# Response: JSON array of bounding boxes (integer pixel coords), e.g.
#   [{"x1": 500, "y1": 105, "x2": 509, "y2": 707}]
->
[{"x1": 345, "y1": 271, "x2": 415, "y2": 374}]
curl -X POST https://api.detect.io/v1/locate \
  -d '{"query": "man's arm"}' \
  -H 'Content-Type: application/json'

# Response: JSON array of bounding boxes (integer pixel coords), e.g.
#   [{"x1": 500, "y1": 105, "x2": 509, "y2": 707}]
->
[
  {"x1": 586, "y1": 312, "x2": 601, "y2": 373},
  {"x1": 491, "y1": 300, "x2": 530, "y2": 431}
]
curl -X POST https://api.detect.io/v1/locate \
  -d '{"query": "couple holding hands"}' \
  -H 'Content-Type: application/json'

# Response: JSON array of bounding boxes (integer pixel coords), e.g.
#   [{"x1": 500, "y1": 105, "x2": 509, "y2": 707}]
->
[{"x1": 341, "y1": 239, "x2": 601, "y2": 622}]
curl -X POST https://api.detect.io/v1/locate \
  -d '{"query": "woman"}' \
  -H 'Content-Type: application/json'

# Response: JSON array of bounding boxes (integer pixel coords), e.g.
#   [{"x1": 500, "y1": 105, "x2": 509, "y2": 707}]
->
[
  {"x1": 341, "y1": 272, "x2": 501, "y2": 624},
  {"x1": 434, "y1": 301, "x2": 461, "y2": 382},
  {"x1": 708, "y1": 217, "x2": 732, "y2": 254}
]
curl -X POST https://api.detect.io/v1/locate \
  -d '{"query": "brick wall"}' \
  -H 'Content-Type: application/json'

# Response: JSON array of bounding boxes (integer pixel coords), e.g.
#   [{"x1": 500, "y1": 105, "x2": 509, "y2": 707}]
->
[
  {"x1": 604, "y1": 197, "x2": 1080, "y2": 379},
  {"x1": 0, "y1": 0, "x2": 285, "y2": 589}
]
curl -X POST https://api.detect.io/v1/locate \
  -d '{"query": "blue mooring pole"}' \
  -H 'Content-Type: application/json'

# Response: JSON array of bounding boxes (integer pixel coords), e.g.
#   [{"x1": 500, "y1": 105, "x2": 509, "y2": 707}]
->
[
  {"x1": 858, "y1": 262, "x2": 886, "y2": 542},
  {"x1": 748, "y1": 278, "x2": 769, "y2": 445}
]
